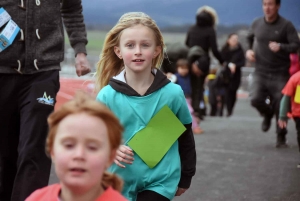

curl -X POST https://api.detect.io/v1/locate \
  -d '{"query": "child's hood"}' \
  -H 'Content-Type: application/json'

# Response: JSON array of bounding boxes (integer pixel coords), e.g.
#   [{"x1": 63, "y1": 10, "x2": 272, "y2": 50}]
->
[{"x1": 109, "y1": 68, "x2": 170, "y2": 96}]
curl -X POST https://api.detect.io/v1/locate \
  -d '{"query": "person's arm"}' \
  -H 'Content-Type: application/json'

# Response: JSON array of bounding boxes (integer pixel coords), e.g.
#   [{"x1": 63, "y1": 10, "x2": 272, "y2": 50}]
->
[
  {"x1": 61, "y1": 0, "x2": 87, "y2": 55},
  {"x1": 278, "y1": 95, "x2": 291, "y2": 128},
  {"x1": 61, "y1": 0, "x2": 91, "y2": 76},
  {"x1": 245, "y1": 20, "x2": 257, "y2": 63},
  {"x1": 178, "y1": 123, "x2": 196, "y2": 189},
  {"x1": 279, "y1": 95, "x2": 291, "y2": 120},
  {"x1": 247, "y1": 24, "x2": 255, "y2": 50},
  {"x1": 209, "y1": 29, "x2": 224, "y2": 64},
  {"x1": 231, "y1": 46, "x2": 246, "y2": 68},
  {"x1": 279, "y1": 22, "x2": 300, "y2": 53}
]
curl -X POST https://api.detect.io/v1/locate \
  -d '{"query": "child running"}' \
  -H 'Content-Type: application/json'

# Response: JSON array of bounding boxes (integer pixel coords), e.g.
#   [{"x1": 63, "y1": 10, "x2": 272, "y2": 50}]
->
[
  {"x1": 95, "y1": 12, "x2": 196, "y2": 201},
  {"x1": 26, "y1": 92, "x2": 127, "y2": 201},
  {"x1": 278, "y1": 71, "x2": 300, "y2": 167}
]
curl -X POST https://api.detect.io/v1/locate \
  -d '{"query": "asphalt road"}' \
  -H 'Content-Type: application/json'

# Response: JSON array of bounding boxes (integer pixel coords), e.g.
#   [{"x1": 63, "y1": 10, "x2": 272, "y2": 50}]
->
[{"x1": 49, "y1": 97, "x2": 300, "y2": 201}]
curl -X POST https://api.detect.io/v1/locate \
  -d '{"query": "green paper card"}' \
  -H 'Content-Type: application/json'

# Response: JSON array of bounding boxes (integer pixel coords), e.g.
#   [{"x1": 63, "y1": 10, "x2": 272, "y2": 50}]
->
[{"x1": 127, "y1": 105, "x2": 186, "y2": 168}]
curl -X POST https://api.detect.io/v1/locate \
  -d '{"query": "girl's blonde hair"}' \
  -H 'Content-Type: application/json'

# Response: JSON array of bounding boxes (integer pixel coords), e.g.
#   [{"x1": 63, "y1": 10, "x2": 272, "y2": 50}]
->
[
  {"x1": 46, "y1": 92, "x2": 124, "y2": 192},
  {"x1": 95, "y1": 12, "x2": 165, "y2": 92}
]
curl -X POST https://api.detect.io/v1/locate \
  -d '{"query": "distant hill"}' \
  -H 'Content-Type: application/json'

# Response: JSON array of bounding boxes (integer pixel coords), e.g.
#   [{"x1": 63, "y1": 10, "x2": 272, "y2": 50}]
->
[{"x1": 82, "y1": 0, "x2": 300, "y2": 30}]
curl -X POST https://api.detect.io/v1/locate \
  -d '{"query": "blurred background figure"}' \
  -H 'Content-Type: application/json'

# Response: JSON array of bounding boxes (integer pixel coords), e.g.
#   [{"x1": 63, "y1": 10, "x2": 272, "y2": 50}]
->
[
  {"x1": 221, "y1": 33, "x2": 245, "y2": 117},
  {"x1": 174, "y1": 59, "x2": 203, "y2": 134},
  {"x1": 0, "y1": 1, "x2": 91, "y2": 201},
  {"x1": 186, "y1": 6, "x2": 224, "y2": 120},
  {"x1": 246, "y1": 0, "x2": 300, "y2": 148},
  {"x1": 187, "y1": 45, "x2": 210, "y2": 120},
  {"x1": 206, "y1": 68, "x2": 218, "y2": 116},
  {"x1": 206, "y1": 64, "x2": 232, "y2": 117}
]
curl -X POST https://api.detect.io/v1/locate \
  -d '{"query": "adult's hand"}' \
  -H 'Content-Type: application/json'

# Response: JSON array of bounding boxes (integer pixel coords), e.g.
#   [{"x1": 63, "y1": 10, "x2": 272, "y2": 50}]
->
[
  {"x1": 114, "y1": 145, "x2": 134, "y2": 168},
  {"x1": 175, "y1": 188, "x2": 187, "y2": 196},
  {"x1": 75, "y1": 53, "x2": 91, "y2": 77},
  {"x1": 246, "y1": 50, "x2": 256, "y2": 62},
  {"x1": 192, "y1": 62, "x2": 203, "y2": 77},
  {"x1": 228, "y1": 62, "x2": 236, "y2": 74},
  {"x1": 269, "y1": 41, "x2": 280, "y2": 53}
]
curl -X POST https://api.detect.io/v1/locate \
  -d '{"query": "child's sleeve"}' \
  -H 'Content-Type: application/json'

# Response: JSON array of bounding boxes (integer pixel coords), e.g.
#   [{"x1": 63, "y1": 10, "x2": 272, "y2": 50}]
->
[
  {"x1": 176, "y1": 90, "x2": 196, "y2": 189},
  {"x1": 178, "y1": 123, "x2": 196, "y2": 189},
  {"x1": 96, "y1": 87, "x2": 108, "y2": 105},
  {"x1": 280, "y1": 74, "x2": 298, "y2": 120},
  {"x1": 279, "y1": 95, "x2": 291, "y2": 121}
]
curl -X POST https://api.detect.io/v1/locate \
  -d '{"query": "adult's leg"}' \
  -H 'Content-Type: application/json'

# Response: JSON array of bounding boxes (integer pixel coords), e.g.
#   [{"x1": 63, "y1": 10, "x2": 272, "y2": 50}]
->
[
  {"x1": 11, "y1": 71, "x2": 60, "y2": 201},
  {"x1": 228, "y1": 76, "x2": 241, "y2": 116},
  {"x1": 208, "y1": 81, "x2": 217, "y2": 116},
  {"x1": 250, "y1": 72, "x2": 273, "y2": 131},
  {"x1": 226, "y1": 87, "x2": 234, "y2": 116},
  {"x1": 250, "y1": 72, "x2": 272, "y2": 115},
  {"x1": 226, "y1": 85, "x2": 239, "y2": 116},
  {"x1": 137, "y1": 190, "x2": 170, "y2": 201},
  {"x1": 0, "y1": 74, "x2": 20, "y2": 201},
  {"x1": 219, "y1": 93, "x2": 226, "y2": 117}
]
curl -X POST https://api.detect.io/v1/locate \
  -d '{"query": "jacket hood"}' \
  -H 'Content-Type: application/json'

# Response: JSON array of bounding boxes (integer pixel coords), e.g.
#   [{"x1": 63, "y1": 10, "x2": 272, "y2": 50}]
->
[
  {"x1": 109, "y1": 68, "x2": 170, "y2": 96},
  {"x1": 196, "y1": 12, "x2": 214, "y2": 27},
  {"x1": 196, "y1": 6, "x2": 218, "y2": 27}
]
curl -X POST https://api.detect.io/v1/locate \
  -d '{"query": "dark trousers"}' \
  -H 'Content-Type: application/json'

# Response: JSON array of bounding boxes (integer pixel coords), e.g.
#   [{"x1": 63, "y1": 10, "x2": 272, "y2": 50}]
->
[
  {"x1": 208, "y1": 80, "x2": 217, "y2": 116},
  {"x1": 191, "y1": 74, "x2": 206, "y2": 118},
  {"x1": 250, "y1": 72, "x2": 289, "y2": 136},
  {"x1": 226, "y1": 87, "x2": 237, "y2": 115},
  {"x1": 226, "y1": 76, "x2": 240, "y2": 116},
  {"x1": 293, "y1": 118, "x2": 300, "y2": 153},
  {"x1": 137, "y1": 190, "x2": 170, "y2": 201},
  {"x1": 0, "y1": 71, "x2": 60, "y2": 201}
]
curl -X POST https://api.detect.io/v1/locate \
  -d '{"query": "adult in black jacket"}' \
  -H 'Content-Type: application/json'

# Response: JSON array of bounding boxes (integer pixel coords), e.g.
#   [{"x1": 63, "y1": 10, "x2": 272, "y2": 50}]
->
[
  {"x1": 0, "y1": 1, "x2": 91, "y2": 201},
  {"x1": 186, "y1": 6, "x2": 224, "y2": 119},
  {"x1": 221, "y1": 33, "x2": 245, "y2": 116}
]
